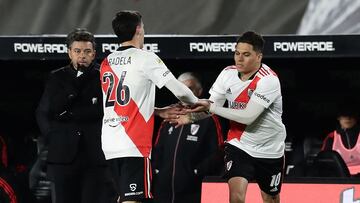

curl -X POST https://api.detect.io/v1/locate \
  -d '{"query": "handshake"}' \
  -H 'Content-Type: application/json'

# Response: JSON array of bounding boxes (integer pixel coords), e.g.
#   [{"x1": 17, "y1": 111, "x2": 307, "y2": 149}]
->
[{"x1": 156, "y1": 99, "x2": 213, "y2": 127}]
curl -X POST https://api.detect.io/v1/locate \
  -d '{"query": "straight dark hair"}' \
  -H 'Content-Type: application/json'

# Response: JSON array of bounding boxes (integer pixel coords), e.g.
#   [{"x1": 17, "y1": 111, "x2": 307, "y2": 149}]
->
[
  {"x1": 112, "y1": 10, "x2": 142, "y2": 43},
  {"x1": 236, "y1": 31, "x2": 264, "y2": 53}
]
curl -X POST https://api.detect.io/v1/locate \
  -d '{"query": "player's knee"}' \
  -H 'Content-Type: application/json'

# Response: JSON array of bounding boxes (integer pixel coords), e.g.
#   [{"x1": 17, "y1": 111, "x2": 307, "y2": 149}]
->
[{"x1": 230, "y1": 192, "x2": 245, "y2": 203}]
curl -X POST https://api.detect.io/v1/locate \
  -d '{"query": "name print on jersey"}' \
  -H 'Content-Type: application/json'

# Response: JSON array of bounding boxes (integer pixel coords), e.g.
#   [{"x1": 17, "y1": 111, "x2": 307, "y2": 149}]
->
[{"x1": 108, "y1": 56, "x2": 131, "y2": 66}]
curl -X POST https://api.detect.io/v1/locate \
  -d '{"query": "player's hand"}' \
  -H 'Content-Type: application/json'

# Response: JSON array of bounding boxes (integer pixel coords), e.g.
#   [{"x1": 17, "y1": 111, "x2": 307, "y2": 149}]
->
[
  {"x1": 187, "y1": 99, "x2": 213, "y2": 113},
  {"x1": 155, "y1": 104, "x2": 187, "y2": 119},
  {"x1": 165, "y1": 114, "x2": 192, "y2": 128}
]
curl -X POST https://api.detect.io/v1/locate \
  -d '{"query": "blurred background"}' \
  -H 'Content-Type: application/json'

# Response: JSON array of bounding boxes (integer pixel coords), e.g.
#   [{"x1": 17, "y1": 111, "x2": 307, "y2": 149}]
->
[{"x1": 0, "y1": 0, "x2": 359, "y2": 35}]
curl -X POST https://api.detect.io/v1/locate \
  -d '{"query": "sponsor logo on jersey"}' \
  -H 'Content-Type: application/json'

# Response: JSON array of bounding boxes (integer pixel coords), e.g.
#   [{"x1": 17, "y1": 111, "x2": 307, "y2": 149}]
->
[
  {"x1": 104, "y1": 115, "x2": 129, "y2": 127},
  {"x1": 125, "y1": 184, "x2": 144, "y2": 197},
  {"x1": 254, "y1": 92, "x2": 270, "y2": 103},
  {"x1": 229, "y1": 101, "x2": 246, "y2": 109},
  {"x1": 190, "y1": 124, "x2": 200, "y2": 135},
  {"x1": 273, "y1": 41, "x2": 335, "y2": 52},
  {"x1": 189, "y1": 42, "x2": 236, "y2": 52},
  {"x1": 14, "y1": 43, "x2": 67, "y2": 53},
  {"x1": 226, "y1": 88, "x2": 232, "y2": 94},
  {"x1": 226, "y1": 160, "x2": 233, "y2": 171}
]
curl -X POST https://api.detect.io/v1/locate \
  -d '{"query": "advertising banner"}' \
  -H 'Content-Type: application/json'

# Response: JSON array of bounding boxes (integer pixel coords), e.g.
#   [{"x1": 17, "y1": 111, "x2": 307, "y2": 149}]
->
[{"x1": 1, "y1": 35, "x2": 360, "y2": 60}]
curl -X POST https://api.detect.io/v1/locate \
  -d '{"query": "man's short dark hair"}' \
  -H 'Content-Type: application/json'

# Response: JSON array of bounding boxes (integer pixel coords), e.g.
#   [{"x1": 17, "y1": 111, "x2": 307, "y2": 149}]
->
[
  {"x1": 337, "y1": 100, "x2": 359, "y2": 119},
  {"x1": 112, "y1": 10, "x2": 142, "y2": 43},
  {"x1": 66, "y1": 28, "x2": 96, "y2": 49},
  {"x1": 236, "y1": 31, "x2": 265, "y2": 53}
]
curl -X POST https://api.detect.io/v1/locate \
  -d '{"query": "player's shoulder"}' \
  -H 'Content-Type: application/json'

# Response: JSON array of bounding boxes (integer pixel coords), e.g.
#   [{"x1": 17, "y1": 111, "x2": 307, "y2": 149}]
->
[
  {"x1": 258, "y1": 63, "x2": 278, "y2": 78},
  {"x1": 223, "y1": 65, "x2": 238, "y2": 71},
  {"x1": 131, "y1": 48, "x2": 158, "y2": 57},
  {"x1": 256, "y1": 65, "x2": 281, "y2": 88},
  {"x1": 215, "y1": 65, "x2": 236, "y2": 78},
  {"x1": 220, "y1": 65, "x2": 238, "y2": 75}
]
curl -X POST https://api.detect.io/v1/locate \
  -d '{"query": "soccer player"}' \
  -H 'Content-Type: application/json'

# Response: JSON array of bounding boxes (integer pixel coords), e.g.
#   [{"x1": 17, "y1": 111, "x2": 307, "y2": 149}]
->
[
  {"x1": 171, "y1": 31, "x2": 286, "y2": 203},
  {"x1": 100, "y1": 10, "x2": 198, "y2": 203}
]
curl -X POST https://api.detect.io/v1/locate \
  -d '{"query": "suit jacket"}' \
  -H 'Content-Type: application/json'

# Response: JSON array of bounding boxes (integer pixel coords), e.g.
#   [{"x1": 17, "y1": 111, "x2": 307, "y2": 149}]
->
[{"x1": 36, "y1": 63, "x2": 105, "y2": 165}]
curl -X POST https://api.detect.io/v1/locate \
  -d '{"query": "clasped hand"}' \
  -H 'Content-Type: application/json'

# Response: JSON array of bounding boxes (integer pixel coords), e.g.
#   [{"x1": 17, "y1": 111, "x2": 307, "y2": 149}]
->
[{"x1": 158, "y1": 99, "x2": 213, "y2": 127}]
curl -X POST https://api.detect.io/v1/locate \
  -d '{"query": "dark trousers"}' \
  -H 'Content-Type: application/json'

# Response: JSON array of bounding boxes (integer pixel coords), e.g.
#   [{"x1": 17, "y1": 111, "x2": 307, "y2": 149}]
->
[{"x1": 47, "y1": 156, "x2": 116, "y2": 203}]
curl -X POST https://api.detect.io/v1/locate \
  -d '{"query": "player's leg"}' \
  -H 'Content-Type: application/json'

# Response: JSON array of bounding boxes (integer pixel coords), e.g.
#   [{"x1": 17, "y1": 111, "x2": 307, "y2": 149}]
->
[
  {"x1": 260, "y1": 191, "x2": 280, "y2": 203},
  {"x1": 223, "y1": 144, "x2": 255, "y2": 203},
  {"x1": 228, "y1": 176, "x2": 248, "y2": 203},
  {"x1": 255, "y1": 156, "x2": 284, "y2": 203}
]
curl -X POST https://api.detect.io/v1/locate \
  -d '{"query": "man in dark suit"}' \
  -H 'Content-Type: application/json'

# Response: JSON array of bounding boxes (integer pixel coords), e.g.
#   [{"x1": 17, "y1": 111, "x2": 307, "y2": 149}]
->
[{"x1": 36, "y1": 28, "x2": 114, "y2": 203}]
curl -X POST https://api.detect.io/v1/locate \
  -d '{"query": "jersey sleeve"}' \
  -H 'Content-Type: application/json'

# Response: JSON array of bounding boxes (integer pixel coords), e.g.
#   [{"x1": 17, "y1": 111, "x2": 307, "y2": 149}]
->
[
  {"x1": 251, "y1": 75, "x2": 281, "y2": 108},
  {"x1": 142, "y1": 52, "x2": 175, "y2": 88}
]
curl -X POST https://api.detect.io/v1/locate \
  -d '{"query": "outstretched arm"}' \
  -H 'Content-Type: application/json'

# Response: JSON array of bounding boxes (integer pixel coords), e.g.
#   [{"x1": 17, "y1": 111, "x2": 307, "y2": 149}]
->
[
  {"x1": 166, "y1": 94, "x2": 226, "y2": 127},
  {"x1": 208, "y1": 99, "x2": 265, "y2": 125},
  {"x1": 169, "y1": 95, "x2": 265, "y2": 127},
  {"x1": 164, "y1": 78, "x2": 198, "y2": 105}
]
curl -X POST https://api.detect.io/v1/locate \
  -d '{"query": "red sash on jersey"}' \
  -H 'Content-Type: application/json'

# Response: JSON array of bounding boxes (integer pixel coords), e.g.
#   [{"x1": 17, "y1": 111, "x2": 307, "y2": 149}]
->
[{"x1": 227, "y1": 76, "x2": 261, "y2": 142}]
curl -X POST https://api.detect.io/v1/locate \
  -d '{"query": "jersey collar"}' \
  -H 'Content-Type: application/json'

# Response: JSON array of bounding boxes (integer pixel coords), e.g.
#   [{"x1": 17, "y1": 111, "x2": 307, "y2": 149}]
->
[
  {"x1": 238, "y1": 64, "x2": 262, "y2": 80},
  {"x1": 117, "y1": 45, "x2": 136, "y2": 51}
]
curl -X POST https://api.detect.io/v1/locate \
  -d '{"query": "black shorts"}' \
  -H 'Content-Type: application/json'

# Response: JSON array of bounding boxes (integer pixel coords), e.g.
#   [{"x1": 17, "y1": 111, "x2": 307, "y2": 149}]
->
[
  {"x1": 108, "y1": 157, "x2": 153, "y2": 202},
  {"x1": 223, "y1": 144, "x2": 284, "y2": 196}
]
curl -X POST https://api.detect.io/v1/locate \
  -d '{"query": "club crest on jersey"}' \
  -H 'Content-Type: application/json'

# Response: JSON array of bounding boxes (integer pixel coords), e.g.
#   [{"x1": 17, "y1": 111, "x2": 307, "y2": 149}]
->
[
  {"x1": 226, "y1": 160, "x2": 233, "y2": 171},
  {"x1": 190, "y1": 124, "x2": 200, "y2": 135},
  {"x1": 248, "y1": 89, "x2": 254, "y2": 98}
]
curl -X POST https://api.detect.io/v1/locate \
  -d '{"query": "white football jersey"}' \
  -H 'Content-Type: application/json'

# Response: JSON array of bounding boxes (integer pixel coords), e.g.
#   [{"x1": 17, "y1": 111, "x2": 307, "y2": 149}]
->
[
  {"x1": 100, "y1": 46, "x2": 175, "y2": 160},
  {"x1": 210, "y1": 63, "x2": 286, "y2": 158}
]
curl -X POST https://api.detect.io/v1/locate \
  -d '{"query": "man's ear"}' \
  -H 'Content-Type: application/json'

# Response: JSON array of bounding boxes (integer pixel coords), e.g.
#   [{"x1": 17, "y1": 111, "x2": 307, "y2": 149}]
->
[
  {"x1": 136, "y1": 25, "x2": 142, "y2": 35},
  {"x1": 67, "y1": 48, "x2": 72, "y2": 59}
]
